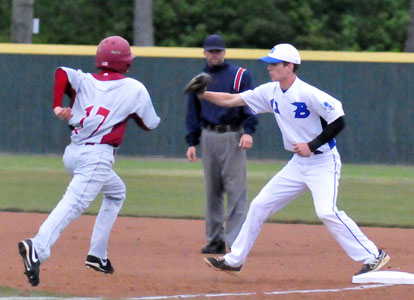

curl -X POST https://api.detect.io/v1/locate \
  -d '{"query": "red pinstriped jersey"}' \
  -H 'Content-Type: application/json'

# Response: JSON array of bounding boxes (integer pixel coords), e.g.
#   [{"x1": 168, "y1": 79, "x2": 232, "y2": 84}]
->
[{"x1": 56, "y1": 67, "x2": 160, "y2": 147}]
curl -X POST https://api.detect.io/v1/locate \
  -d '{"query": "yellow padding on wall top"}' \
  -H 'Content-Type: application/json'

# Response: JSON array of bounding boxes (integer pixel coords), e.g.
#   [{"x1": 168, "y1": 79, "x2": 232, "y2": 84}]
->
[{"x1": 2, "y1": 43, "x2": 414, "y2": 63}]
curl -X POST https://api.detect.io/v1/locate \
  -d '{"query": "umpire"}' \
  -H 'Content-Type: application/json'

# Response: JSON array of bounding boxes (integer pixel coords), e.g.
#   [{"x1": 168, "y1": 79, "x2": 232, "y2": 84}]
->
[{"x1": 185, "y1": 34, "x2": 258, "y2": 254}]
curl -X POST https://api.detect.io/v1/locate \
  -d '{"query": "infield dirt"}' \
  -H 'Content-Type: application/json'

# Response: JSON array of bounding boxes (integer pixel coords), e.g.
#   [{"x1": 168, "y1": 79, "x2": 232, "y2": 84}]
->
[{"x1": 1, "y1": 212, "x2": 413, "y2": 299}]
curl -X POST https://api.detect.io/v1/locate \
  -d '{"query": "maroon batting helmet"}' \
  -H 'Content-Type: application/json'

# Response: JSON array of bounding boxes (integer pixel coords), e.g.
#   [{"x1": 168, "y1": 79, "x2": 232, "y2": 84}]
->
[{"x1": 95, "y1": 36, "x2": 135, "y2": 73}]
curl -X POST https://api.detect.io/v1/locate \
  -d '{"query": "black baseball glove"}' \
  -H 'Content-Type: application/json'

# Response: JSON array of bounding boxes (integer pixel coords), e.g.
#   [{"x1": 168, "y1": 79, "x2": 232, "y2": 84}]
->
[{"x1": 184, "y1": 72, "x2": 212, "y2": 95}]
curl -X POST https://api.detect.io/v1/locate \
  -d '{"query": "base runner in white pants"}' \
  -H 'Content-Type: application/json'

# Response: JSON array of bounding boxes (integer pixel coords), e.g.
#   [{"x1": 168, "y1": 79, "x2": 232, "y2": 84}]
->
[
  {"x1": 195, "y1": 43, "x2": 390, "y2": 277},
  {"x1": 17, "y1": 36, "x2": 160, "y2": 286}
]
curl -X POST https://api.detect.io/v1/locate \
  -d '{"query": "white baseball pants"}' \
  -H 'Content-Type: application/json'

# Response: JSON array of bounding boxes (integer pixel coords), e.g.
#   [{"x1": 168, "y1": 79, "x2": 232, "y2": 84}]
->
[
  {"x1": 225, "y1": 148, "x2": 379, "y2": 267},
  {"x1": 32, "y1": 143, "x2": 126, "y2": 263}
]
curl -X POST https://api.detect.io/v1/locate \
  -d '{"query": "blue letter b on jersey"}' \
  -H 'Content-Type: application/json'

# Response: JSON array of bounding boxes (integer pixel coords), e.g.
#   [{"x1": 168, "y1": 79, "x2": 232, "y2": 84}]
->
[{"x1": 292, "y1": 102, "x2": 310, "y2": 118}]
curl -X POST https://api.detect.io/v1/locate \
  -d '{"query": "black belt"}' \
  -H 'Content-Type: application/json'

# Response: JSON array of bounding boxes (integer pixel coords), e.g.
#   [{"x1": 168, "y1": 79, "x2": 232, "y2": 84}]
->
[{"x1": 204, "y1": 124, "x2": 241, "y2": 133}]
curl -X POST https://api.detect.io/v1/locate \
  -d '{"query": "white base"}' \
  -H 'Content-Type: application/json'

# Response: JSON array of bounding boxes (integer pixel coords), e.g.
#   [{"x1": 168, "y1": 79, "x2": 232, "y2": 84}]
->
[{"x1": 352, "y1": 271, "x2": 414, "y2": 285}]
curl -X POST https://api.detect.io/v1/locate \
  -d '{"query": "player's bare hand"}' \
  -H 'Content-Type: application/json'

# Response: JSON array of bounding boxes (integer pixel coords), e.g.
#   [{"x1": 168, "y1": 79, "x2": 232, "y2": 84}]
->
[
  {"x1": 186, "y1": 146, "x2": 197, "y2": 162},
  {"x1": 293, "y1": 143, "x2": 311, "y2": 157},
  {"x1": 54, "y1": 107, "x2": 73, "y2": 120},
  {"x1": 239, "y1": 134, "x2": 253, "y2": 150}
]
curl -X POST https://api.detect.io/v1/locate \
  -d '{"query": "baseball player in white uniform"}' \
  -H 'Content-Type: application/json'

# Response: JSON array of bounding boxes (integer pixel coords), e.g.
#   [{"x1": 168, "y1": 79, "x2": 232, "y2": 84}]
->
[
  {"x1": 18, "y1": 36, "x2": 160, "y2": 286},
  {"x1": 194, "y1": 44, "x2": 390, "y2": 277}
]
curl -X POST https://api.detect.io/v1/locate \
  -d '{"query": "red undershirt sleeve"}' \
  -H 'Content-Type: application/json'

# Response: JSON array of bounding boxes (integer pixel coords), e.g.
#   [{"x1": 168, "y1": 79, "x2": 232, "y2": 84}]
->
[{"x1": 53, "y1": 68, "x2": 69, "y2": 109}]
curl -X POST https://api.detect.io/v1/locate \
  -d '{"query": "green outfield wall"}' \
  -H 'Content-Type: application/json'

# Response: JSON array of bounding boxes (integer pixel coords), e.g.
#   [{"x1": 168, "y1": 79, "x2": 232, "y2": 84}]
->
[{"x1": 1, "y1": 44, "x2": 414, "y2": 164}]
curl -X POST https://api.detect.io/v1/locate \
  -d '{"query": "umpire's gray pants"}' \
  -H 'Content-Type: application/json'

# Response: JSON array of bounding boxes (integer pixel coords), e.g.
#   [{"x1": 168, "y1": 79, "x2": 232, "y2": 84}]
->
[{"x1": 201, "y1": 129, "x2": 248, "y2": 247}]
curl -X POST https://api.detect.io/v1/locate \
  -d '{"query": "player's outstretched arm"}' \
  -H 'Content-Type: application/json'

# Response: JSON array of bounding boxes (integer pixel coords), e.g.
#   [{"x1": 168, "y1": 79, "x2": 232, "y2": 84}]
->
[
  {"x1": 184, "y1": 72, "x2": 246, "y2": 107},
  {"x1": 200, "y1": 91, "x2": 246, "y2": 107}
]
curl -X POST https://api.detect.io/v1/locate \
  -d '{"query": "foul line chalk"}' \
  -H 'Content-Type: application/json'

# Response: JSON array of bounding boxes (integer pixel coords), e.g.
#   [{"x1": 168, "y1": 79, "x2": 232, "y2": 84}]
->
[{"x1": 0, "y1": 283, "x2": 392, "y2": 300}]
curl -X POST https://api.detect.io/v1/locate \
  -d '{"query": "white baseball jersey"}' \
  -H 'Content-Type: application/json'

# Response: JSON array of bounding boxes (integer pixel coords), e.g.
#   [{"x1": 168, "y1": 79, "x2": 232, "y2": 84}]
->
[
  {"x1": 241, "y1": 77, "x2": 344, "y2": 153},
  {"x1": 61, "y1": 67, "x2": 160, "y2": 147}
]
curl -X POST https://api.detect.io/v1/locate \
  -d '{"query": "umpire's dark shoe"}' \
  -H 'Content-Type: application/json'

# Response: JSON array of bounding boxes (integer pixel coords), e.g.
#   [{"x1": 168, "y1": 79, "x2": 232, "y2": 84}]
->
[
  {"x1": 204, "y1": 256, "x2": 241, "y2": 276},
  {"x1": 201, "y1": 241, "x2": 226, "y2": 254},
  {"x1": 85, "y1": 255, "x2": 114, "y2": 274},
  {"x1": 18, "y1": 239, "x2": 40, "y2": 286},
  {"x1": 355, "y1": 249, "x2": 390, "y2": 275}
]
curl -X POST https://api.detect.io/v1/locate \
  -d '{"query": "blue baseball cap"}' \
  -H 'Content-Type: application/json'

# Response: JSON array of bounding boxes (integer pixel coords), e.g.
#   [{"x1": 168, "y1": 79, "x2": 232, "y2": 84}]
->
[
  {"x1": 203, "y1": 34, "x2": 226, "y2": 51},
  {"x1": 259, "y1": 43, "x2": 301, "y2": 64}
]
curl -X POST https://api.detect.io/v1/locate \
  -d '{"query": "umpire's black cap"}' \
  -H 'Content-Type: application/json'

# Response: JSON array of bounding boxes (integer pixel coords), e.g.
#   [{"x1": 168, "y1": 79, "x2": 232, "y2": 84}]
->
[{"x1": 203, "y1": 34, "x2": 226, "y2": 51}]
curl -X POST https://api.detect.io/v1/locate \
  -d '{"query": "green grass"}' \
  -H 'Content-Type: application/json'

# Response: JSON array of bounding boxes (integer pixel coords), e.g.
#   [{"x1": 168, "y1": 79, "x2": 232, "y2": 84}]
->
[
  {"x1": 0, "y1": 153, "x2": 413, "y2": 227},
  {"x1": 0, "y1": 286, "x2": 68, "y2": 298}
]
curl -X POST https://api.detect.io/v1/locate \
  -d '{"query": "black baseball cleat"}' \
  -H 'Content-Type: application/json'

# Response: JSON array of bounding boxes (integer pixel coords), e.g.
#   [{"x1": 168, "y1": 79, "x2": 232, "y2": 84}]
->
[
  {"x1": 204, "y1": 256, "x2": 241, "y2": 276},
  {"x1": 355, "y1": 249, "x2": 390, "y2": 275},
  {"x1": 201, "y1": 241, "x2": 226, "y2": 254},
  {"x1": 18, "y1": 239, "x2": 40, "y2": 286},
  {"x1": 85, "y1": 255, "x2": 114, "y2": 274}
]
